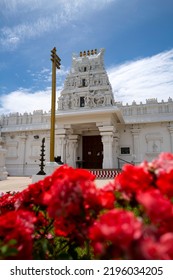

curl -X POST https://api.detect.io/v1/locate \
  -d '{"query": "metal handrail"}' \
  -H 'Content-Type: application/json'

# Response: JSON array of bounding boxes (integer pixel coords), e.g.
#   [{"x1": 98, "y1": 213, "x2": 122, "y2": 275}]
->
[{"x1": 117, "y1": 157, "x2": 134, "y2": 169}]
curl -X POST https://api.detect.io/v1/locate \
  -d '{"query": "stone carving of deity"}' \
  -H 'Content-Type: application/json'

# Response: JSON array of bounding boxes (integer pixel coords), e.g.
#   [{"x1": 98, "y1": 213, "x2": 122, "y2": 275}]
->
[
  {"x1": 104, "y1": 92, "x2": 112, "y2": 106},
  {"x1": 85, "y1": 94, "x2": 95, "y2": 108},
  {"x1": 76, "y1": 77, "x2": 81, "y2": 87},
  {"x1": 72, "y1": 94, "x2": 79, "y2": 108},
  {"x1": 64, "y1": 96, "x2": 70, "y2": 109},
  {"x1": 94, "y1": 92, "x2": 104, "y2": 106},
  {"x1": 58, "y1": 97, "x2": 64, "y2": 110}
]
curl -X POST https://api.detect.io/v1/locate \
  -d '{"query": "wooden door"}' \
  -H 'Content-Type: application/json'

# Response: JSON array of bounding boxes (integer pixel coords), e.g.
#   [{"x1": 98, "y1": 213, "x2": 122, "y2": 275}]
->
[{"x1": 82, "y1": 136, "x2": 103, "y2": 169}]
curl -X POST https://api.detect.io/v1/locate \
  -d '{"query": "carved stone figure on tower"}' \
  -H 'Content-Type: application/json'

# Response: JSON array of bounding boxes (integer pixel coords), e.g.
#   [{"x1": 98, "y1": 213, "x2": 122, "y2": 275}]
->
[{"x1": 72, "y1": 94, "x2": 79, "y2": 108}]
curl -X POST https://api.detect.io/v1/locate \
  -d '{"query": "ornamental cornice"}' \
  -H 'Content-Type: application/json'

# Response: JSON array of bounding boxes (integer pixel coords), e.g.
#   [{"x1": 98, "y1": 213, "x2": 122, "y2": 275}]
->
[
  {"x1": 1, "y1": 124, "x2": 50, "y2": 133},
  {"x1": 118, "y1": 98, "x2": 173, "y2": 124},
  {"x1": 98, "y1": 125, "x2": 115, "y2": 133}
]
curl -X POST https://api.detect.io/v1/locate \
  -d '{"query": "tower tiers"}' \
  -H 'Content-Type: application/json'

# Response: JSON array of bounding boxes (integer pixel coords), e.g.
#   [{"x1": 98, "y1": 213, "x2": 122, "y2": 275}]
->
[{"x1": 58, "y1": 48, "x2": 115, "y2": 111}]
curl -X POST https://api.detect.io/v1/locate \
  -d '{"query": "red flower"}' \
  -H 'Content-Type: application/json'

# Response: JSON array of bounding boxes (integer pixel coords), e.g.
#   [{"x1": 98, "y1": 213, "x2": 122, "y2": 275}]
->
[
  {"x1": 0, "y1": 210, "x2": 36, "y2": 259},
  {"x1": 89, "y1": 209, "x2": 142, "y2": 258},
  {"x1": 14, "y1": 175, "x2": 53, "y2": 210},
  {"x1": 97, "y1": 185, "x2": 115, "y2": 209},
  {"x1": 137, "y1": 189, "x2": 173, "y2": 227},
  {"x1": 51, "y1": 164, "x2": 95, "y2": 182},
  {"x1": 0, "y1": 192, "x2": 21, "y2": 215},
  {"x1": 34, "y1": 212, "x2": 49, "y2": 232},
  {"x1": 1, "y1": 152, "x2": 173, "y2": 260},
  {"x1": 156, "y1": 170, "x2": 173, "y2": 198},
  {"x1": 114, "y1": 163, "x2": 154, "y2": 198},
  {"x1": 138, "y1": 233, "x2": 173, "y2": 260},
  {"x1": 43, "y1": 165, "x2": 115, "y2": 242},
  {"x1": 151, "y1": 152, "x2": 173, "y2": 174}
]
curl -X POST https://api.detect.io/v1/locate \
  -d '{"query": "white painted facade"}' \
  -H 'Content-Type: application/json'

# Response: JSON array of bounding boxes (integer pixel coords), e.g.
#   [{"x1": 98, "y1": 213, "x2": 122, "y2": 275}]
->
[{"x1": 0, "y1": 48, "x2": 173, "y2": 177}]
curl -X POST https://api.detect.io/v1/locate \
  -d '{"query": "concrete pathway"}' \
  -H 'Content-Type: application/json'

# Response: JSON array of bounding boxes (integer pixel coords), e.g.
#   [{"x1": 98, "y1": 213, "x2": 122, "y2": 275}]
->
[
  {"x1": 0, "y1": 177, "x2": 32, "y2": 193},
  {"x1": 0, "y1": 176, "x2": 113, "y2": 193}
]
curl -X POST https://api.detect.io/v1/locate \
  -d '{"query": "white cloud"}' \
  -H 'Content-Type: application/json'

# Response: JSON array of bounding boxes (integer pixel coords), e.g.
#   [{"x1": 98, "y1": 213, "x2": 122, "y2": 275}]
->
[
  {"x1": 28, "y1": 66, "x2": 68, "y2": 85},
  {"x1": 0, "y1": 0, "x2": 116, "y2": 49},
  {"x1": 0, "y1": 18, "x2": 54, "y2": 49},
  {"x1": 1, "y1": 0, "x2": 115, "y2": 13},
  {"x1": 108, "y1": 49, "x2": 173, "y2": 104},
  {"x1": 0, "y1": 88, "x2": 61, "y2": 115}
]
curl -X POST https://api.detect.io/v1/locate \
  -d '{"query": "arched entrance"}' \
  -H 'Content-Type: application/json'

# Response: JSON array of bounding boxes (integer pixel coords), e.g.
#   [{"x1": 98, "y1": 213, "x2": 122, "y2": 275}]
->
[{"x1": 82, "y1": 135, "x2": 103, "y2": 169}]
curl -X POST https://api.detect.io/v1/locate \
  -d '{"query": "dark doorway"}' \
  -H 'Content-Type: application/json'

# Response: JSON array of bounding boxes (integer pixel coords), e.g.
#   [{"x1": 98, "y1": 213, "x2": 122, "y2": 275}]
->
[
  {"x1": 80, "y1": 96, "x2": 85, "y2": 107},
  {"x1": 82, "y1": 135, "x2": 103, "y2": 169}
]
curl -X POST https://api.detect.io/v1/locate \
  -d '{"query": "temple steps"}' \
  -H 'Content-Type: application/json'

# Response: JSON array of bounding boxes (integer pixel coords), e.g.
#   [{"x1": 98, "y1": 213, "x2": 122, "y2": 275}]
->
[{"x1": 88, "y1": 169, "x2": 121, "y2": 179}]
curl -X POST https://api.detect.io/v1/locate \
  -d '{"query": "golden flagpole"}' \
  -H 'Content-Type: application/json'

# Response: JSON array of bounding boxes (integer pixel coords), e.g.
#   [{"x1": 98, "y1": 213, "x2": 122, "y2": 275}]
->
[{"x1": 50, "y1": 47, "x2": 61, "y2": 162}]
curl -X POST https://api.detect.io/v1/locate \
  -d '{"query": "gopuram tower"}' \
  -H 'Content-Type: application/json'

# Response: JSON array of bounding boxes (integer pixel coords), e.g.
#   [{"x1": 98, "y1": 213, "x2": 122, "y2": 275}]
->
[{"x1": 58, "y1": 48, "x2": 115, "y2": 110}]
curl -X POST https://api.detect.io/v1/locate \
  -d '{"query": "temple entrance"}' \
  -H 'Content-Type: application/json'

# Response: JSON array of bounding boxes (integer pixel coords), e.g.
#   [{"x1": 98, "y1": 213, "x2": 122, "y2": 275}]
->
[{"x1": 82, "y1": 135, "x2": 103, "y2": 169}]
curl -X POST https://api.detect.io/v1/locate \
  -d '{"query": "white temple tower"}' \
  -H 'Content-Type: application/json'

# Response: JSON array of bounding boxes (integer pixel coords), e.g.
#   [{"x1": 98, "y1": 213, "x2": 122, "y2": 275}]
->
[
  {"x1": 56, "y1": 49, "x2": 123, "y2": 169},
  {"x1": 58, "y1": 48, "x2": 115, "y2": 111}
]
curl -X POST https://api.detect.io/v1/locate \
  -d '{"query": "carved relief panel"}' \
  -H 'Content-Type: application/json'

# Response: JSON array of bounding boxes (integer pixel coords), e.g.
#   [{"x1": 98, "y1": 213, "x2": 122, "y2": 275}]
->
[
  {"x1": 145, "y1": 133, "x2": 163, "y2": 158},
  {"x1": 6, "y1": 141, "x2": 18, "y2": 159}
]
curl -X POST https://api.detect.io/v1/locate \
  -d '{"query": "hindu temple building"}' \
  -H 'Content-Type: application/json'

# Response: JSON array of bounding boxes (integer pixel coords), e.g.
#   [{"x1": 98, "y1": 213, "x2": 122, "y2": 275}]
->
[{"x1": 0, "y1": 48, "x2": 173, "y2": 177}]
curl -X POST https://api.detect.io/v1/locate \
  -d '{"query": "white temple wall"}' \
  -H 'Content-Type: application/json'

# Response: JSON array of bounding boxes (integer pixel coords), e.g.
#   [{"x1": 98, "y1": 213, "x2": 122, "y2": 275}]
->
[
  {"x1": 117, "y1": 124, "x2": 133, "y2": 163},
  {"x1": 4, "y1": 130, "x2": 50, "y2": 176},
  {"x1": 117, "y1": 122, "x2": 172, "y2": 167},
  {"x1": 139, "y1": 123, "x2": 171, "y2": 162},
  {"x1": 1, "y1": 118, "x2": 173, "y2": 175}
]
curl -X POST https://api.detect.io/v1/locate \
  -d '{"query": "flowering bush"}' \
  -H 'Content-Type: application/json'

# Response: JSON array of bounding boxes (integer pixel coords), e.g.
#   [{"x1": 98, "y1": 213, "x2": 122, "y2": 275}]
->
[{"x1": 0, "y1": 152, "x2": 173, "y2": 260}]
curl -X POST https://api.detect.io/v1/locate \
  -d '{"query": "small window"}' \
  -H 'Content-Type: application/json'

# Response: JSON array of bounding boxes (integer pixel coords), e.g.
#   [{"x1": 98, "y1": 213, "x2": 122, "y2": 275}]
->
[
  {"x1": 82, "y1": 79, "x2": 86, "y2": 86},
  {"x1": 84, "y1": 67, "x2": 87, "y2": 72},
  {"x1": 80, "y1": 97, "x2": 85, "y2": 107},
  {"x1": 121, "y1": 147, "x2": 130, "y2": 154}
]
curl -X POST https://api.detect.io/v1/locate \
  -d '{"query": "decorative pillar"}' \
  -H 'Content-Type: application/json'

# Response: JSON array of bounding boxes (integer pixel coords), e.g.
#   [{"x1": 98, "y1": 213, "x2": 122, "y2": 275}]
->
[
  {"x1": 131, "y1": 127, "x2": 141, "y2": 164},
  {"x1": 168, "y1": 123, "x2": 173, "y2": 152},
  {"x1": 99, "y1": 126, "x2": 114, "y2": 169},
  {"x1": 66, "y1": 135, "x2": 79, "y2": 167},
  {"x1": 19, "y1": 135, "x2": 27, "y2": 176},
  {"x1": 0, "y1": 135, "x2": 7, "y2": 180},
  {"x1": 55, "y1": 134, "x2": 67, "y2": 163},
  {"x1": 112, "y1": 133, "x2": 119, "y2": 168},
  {"x1": 45, "y1": 135, "x2": 50, "y2": 162}
]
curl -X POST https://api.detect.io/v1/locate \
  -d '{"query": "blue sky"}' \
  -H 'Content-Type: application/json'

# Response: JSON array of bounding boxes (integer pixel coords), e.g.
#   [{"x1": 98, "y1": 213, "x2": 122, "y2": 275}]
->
[{"x1": 0, "y1": 0, "x2": 173, "y2": 114}]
